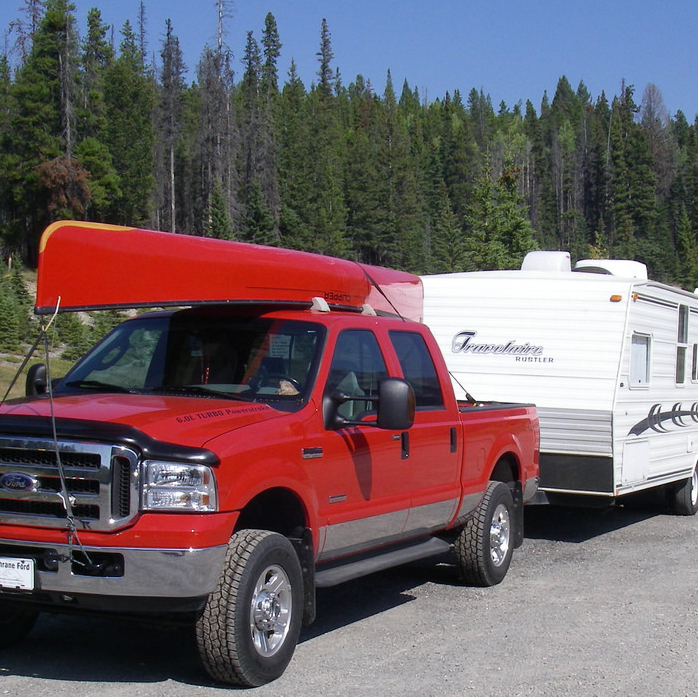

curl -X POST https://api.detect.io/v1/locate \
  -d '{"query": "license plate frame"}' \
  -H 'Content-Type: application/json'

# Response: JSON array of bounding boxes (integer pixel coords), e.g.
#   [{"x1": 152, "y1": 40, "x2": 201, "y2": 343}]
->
[{"x1": 0, "y1": 557, "x2": 35, "y2": 591}]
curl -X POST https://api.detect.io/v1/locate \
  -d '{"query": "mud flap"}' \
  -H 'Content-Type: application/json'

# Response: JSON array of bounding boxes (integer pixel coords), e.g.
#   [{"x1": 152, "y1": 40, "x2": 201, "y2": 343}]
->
[
  {"x1": 513, "y1": 482, "x2": 524, "y2": 548},
  {"x1": 291, "y1": 528, "x2": 316, "y2": 625}
]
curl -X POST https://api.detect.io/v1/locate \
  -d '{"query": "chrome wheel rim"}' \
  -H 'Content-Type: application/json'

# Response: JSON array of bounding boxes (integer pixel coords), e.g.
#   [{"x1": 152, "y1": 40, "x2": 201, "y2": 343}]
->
[
  {"x1": 489, "y1": 503, "x2": 511, "y2": 567},
  {"x1": 249, "y1": 564, "x2": 293, "y2": 657}
]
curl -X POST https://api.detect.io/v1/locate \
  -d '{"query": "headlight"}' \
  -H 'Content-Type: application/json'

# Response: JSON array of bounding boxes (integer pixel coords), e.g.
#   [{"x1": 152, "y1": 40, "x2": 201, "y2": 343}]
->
[{"x1": 142, "y1": 461, "x2": 218, "y2": 512}]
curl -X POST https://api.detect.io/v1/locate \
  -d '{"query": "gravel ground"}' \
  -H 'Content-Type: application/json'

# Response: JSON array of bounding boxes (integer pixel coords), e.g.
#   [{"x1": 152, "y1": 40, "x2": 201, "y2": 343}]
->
[{"x1": 1, "y1": 500, "x2": 697, "y2": 696}]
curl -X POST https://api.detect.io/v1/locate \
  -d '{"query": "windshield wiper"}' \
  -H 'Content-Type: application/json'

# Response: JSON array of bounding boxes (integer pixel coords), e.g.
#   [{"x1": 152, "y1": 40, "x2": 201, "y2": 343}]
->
[
  {"x1": 150, "y1": 385, "x2": 250, "y2": 399},
  {"x1": 63, "y1": 379, "x2": 134, "y2": 393}
]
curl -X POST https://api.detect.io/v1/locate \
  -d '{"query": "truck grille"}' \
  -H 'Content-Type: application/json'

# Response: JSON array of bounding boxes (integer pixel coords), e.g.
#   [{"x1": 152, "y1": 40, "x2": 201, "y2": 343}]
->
[{"x1": 0, "y1": 437, "x2": 139, "y2": 531}]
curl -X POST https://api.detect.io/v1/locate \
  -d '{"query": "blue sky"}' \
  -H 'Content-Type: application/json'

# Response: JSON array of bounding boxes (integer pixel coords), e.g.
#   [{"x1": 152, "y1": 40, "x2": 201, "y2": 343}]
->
[{"x1": 3, "y1": 0, "x2": 698, "y2": 119}]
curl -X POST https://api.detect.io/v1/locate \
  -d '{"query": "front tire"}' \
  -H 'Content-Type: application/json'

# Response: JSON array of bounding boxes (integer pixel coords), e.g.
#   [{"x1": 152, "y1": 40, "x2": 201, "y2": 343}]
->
[
  {"x1": 196, "y1": 529, "x2": 303, "y2": 687},
  {"x1": 671, "y1": 465, "x2": 698, "y2": 516},
  {"x1": 454, "y1": 481, "x2": 515, "y2": 586}
]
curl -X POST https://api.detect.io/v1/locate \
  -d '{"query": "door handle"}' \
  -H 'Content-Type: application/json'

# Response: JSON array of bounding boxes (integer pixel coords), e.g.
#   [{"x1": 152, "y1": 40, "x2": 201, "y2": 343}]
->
[{"x1": 401, "y1": 431, "x2": 410, "y2": 460}]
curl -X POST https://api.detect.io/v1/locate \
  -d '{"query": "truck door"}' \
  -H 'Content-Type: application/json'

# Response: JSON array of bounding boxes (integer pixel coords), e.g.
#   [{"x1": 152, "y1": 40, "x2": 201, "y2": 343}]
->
[
  {"x1": 389, "y1": 329, "x2": 462, "y2": 531},
  {"x1": 315, "y1": 328, "x2": 410, "y2": 559}
]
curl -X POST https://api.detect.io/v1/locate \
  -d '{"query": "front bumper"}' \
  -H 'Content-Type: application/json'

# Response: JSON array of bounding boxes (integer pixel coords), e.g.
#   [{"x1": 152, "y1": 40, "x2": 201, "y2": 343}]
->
[{"x1": 0, "y1": 536, "x2": 228, "y2": 613}]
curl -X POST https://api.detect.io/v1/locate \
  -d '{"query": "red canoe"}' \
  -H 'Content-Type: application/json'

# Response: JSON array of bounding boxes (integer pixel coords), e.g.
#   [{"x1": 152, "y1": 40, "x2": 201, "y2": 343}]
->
[{"x1": 35, "y1": 222, "x2": 423, "y2": 322}]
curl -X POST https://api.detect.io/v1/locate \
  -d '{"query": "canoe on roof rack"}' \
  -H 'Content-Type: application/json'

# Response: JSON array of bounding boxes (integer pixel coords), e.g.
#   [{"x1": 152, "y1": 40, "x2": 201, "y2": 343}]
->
[{"x1": 35, "y1": 222, "x2": 423, "y2": 322}]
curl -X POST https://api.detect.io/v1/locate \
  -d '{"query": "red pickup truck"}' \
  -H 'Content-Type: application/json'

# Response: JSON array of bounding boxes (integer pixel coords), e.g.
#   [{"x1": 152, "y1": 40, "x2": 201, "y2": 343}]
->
[{"x1": 0, "y1": 223, "x2": 538, "y2": 687}]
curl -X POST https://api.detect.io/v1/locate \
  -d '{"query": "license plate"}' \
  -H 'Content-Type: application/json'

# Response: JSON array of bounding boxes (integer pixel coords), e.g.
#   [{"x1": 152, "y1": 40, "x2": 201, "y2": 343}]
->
[{"x1": 0, "y1": 557, "x2": 35, "y2": 591}]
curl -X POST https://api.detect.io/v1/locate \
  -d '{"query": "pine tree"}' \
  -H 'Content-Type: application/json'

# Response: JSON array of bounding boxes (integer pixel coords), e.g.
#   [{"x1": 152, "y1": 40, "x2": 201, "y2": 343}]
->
[
  {"x1": 0, "y1": 263, "x2": 32, "y2": 349},
  {"x1": 237, "y1": 23, "x2": 282, "y2": 243},
  {"x1": 78, "y1": 7, "x2": 112, "y2": 140},
  {"x1": 677, "y1": 205, "x2": 698, "y2": 290},
  {"x1": 466, "y1": 157, "x2": 537, "y2": 270},
  {"x1": 258, "y1": 13, "x2": 282, "y2": 232},
  {"x1": 304, "y1": 19, "x2": 348, "y2": 257},
  {"x1": 103, "y1": 20, "x2": 156, "y2": 225},
  {"x1": 432, "y1": 184, "x2": 467, "y2": 272},
  {"x1": 3, "y1": 0, "x2": 80, "y2": 262},
  {"x1": 344, "y1": 75, "x2": 375, "y2": 258},
  {"x1": 373, "y1": 70, "x2": 422, "y2": 270},
  {"x1": 316, "y1": 18, "x2": 334, "y2": 100},
  {"x1": 608, "y1": 84, "x2": 660, "y2": 269},
  {"x1": 72, "y1": 7, "x2": 120, "y2": 222},
  {"x1": 439, "y1": 92, "x2": 479, "y2": 226},
  {"x1": 277, "y1": 60, "x2": 313, "y2": 250},
  {"x1": 55, "y1": 309, "x2": 90, "y2": 360},
  {"x1": 242, "y1": 179, "x2": 275, "y2": 244},
  {"x1": 203, "y1": 180, "x2": 234, "y2": 240},
  {"x1": 156, "y1": 18, "x2": 186, "y2": 232},
  {"x1": 195, "y1": 44, "x2": 238, "y2": 237},
  {"x1": 0, "y1": 290, "x2": 21, "y2": 351},
  {"x1": 6, "y1": 0, "x2": 47, "y2": 65}
]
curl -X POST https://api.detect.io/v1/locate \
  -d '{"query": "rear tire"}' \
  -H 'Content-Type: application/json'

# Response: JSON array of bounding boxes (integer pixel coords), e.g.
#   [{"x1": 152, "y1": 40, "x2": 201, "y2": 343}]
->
[
  {"x1": 0, "y1": 601, "x2": 38, "y2": 649},
  {"x1": 196, "y1": 529, "x2": 303, "y2": 686},
  {"x1": 671, "y1": 465, "x2": 698, "y2": 516},
  {"x1": 454, "y1": 481, "x2": 515, "y2": 586}
]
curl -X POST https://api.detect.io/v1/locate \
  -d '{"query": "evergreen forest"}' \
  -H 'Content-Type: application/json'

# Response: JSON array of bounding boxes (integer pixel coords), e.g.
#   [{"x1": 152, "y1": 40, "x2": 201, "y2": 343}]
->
[{"x1": 2, "y1": 0, "x2": 698, "y2": 292}]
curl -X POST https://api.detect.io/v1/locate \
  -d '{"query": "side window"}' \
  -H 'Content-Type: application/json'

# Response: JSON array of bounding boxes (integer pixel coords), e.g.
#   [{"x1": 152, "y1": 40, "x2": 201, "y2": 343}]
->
[
  {"x1": 677, "y1": 304, "x2": 689, "y2": 385},
  {"x1": 326, "y1": 330, "x2": 387, "y2": 418},
  {"x1": 389, "y1": 330, "x2": 445, "y2": 409},
  {"x1": 692, "y1": 343, "x2": 698, "y2": 382},
  {"x1": 630, "y1": 333, "x2": 651, "y2": 386}
]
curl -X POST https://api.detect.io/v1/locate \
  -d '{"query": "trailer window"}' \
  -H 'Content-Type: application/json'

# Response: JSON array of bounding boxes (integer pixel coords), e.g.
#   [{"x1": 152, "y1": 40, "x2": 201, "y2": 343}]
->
[
  {"x1": 693, "y1": 344, "x2": 698, "y2": 382},
  {"x1": 630, "y1": 333, "x2": 650, "y2": 386},
  {"x1": 677, "y1": 305, "x2": 689, "y2": 384}
]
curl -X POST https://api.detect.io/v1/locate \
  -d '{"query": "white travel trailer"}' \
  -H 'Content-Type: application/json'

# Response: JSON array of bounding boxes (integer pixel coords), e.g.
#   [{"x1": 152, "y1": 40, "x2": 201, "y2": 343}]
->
[{"x1": 421, "y1": 251, "x2": 698, "y2": 514}]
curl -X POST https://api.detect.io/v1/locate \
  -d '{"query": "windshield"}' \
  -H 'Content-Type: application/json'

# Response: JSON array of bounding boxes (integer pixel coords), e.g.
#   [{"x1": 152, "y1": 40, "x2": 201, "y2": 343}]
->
[{"x1": 58, "y1": 310, "x2": 325, "y2": 406}]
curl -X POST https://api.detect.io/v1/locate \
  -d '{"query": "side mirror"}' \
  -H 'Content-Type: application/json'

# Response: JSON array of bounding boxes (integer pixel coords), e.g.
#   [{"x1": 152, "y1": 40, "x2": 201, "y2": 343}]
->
[
  {"x1": 323, "y1": 377, "x2": 415, "y2": 431},
  {"x1": 376, "y1": 378, "x2": 415, "y2": 430},
  {"x1": 26, "y1": 363, "x2": 47, "y2": 396}
]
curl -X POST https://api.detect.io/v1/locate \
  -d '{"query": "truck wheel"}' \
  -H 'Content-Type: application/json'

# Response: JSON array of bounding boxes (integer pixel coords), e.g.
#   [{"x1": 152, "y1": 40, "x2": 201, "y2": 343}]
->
[
  {"x1": 0, "y1": 602, "x2": 38, "y2": 649},
  {"x1": 671, "y1": 465, "x2": 698, "y2": 516},
  {"x1": 454, "y1": 481, "x2": 514, "y2": 586},
  {"x1": 196, "y1": 529, "x2": 303, "y2": 687}
]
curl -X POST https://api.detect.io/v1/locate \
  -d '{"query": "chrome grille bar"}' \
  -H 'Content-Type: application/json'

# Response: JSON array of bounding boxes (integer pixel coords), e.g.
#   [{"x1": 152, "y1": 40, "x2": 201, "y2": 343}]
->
[{"x1": 0, "y1": 436, "x2": 139, "y2": 531}]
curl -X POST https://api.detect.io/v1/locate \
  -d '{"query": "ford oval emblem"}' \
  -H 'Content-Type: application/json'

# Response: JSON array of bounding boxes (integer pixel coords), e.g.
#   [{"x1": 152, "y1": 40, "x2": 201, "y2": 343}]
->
[{"x1": 0, "y1": 472, "x2": 38, "y2": 492}]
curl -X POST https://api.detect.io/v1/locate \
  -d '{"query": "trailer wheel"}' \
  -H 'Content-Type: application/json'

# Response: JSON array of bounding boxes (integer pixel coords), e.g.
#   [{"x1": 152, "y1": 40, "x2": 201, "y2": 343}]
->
[
  {"x1": 196, "y1": 529, "x2": 303, "y2": 687},
  {"x1": 0, "y1": 601, "x2": 38, "y2": 649},
  {"x1": 671, "y1": 465, "x2": 698, "y2": 516},
  {"x1": 454, "y1": 481, "x2": 515, "y2": 586}
]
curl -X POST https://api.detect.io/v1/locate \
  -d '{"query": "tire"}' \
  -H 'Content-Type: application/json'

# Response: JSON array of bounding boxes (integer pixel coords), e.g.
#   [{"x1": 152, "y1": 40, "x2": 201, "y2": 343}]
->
[
  {"x1": 0, "y1": 601, "x2": 38, "y2": 649},
  {"x1": 454, "y1": 481, "x2": 515, "y2": 587},
  {"x1": 196, "y1": 529, "x2": 303, "y2": 687},
  {"x1": 671, "y1": 465, "x2": 698, "y2": 516}
]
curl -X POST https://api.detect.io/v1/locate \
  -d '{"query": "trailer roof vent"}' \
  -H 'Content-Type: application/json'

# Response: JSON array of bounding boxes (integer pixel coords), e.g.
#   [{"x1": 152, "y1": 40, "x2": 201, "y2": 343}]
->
[
  {"x1": 521, "y1": 251, "x2": 571, "y2": 272},
  {"x1": 574, "y1": 259, "x2": 648, "y2": 280}
]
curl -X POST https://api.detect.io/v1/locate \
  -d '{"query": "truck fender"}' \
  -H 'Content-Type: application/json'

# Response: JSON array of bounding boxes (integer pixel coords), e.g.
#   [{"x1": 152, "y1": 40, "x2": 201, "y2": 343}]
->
[{"x1": 484, "y1": 432, "x2": 525, "y2": 483}]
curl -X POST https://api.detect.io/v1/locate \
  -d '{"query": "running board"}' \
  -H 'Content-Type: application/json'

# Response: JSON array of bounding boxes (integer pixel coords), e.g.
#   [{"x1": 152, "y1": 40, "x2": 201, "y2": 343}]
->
[{"x1": 315, "y1": 537, "x2": 452, "y2": 588}]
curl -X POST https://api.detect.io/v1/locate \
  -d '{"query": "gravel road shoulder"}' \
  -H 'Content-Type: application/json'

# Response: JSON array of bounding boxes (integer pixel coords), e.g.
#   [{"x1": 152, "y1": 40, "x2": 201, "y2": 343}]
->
[{"x1": 1, "y1": 501, "x2": 697, "y2": 697}]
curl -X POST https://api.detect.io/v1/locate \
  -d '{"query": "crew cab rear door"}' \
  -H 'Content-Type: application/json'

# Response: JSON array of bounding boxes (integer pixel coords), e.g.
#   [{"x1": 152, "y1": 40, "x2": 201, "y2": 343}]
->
[{"x1": 388, "y1": 328, "x2": 462, "y2": 530}]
